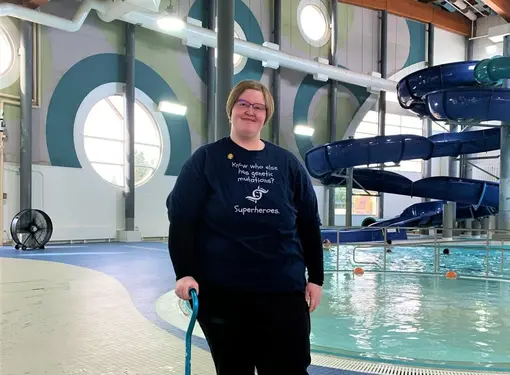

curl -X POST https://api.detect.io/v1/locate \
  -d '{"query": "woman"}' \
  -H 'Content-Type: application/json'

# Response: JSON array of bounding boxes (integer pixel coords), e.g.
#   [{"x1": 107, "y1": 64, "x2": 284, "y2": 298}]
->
[{"x1": 167, "y1": 80, "x2": 324, "y2": 375}]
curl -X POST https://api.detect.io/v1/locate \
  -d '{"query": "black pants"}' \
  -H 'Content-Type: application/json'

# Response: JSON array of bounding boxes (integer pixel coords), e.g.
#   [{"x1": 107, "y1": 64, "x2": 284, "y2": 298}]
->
[{"x1": 193, "y1": 283, "x2": 311, "y2": 375}]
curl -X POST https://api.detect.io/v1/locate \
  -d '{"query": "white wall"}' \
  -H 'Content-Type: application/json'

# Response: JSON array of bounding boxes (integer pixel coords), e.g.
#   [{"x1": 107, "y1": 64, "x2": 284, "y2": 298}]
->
[
  {"x1": 434, "y1": 27, "x2": 467, "y2": 65},
  {"x1": 472, "y1": 15, "x2": 508, "y2": 60}
]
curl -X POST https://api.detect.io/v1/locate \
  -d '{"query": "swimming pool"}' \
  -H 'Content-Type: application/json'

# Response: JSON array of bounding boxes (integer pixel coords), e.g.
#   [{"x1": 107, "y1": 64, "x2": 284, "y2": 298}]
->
[
  {"x1": 312, "y1": 272, "x2": 510, "y2": 371},
  {"x1": 325, "y1": 244, "x2": 510, "y2": 279}
]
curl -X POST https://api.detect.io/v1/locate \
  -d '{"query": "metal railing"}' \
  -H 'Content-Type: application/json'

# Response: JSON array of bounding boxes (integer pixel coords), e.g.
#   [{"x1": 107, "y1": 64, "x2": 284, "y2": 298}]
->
[{"x1": 323, "y1": 225, "x2": 510, "y2": 279}]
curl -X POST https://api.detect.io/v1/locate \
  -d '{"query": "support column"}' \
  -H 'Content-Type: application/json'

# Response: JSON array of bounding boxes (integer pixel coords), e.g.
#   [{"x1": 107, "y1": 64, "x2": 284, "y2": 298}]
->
[
  {"x1": 345, "y1": 167, "x2": 353, "y2": 228},
  {"x1": 442, "y1": 203, "x2": 455, "y2": 238},
  {"x1": 423, "y1": 23, "x2": 434, "y2": 203},
  {"x1": 472, "y1": 219, "x2": 481, "y2": 238},
  {"x1": 271, "y1": 0, "x2": 281, "y2": 145},
  {"x1": 207, "y1": 0, "x2": 216, "y2": 143},
  {"x1": 215, "y1": 0, "x2": 234, "y2": 139},
  {"x1": 125, "y1": 23, "x2": 135, "y2": 231},
  {"x1": 20, "y1": 21, "x2": 33, "y2": 212},
  {"x1": 481, "y1": 217, "x2": 490, "y2": 236},
  {"x1": 327, "y1": 0, "x2": 338, "y2": 227},
  {"x1": 118, "y1": 22, "x2": 140, "y2": 242},
  {"x1": 443, "y1": 123, "x2": 458, "y2": 237},
  {"x1": 496, "y1": 35, "x2": 510, "y2": 239},
  {"x1": 378, "y1": 10, "x2": 387, "y2": 219}
]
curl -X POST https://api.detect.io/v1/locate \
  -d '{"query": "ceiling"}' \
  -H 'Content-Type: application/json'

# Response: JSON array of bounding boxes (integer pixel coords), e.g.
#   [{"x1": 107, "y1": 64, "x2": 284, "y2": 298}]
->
[
  {"x1": 417, "y1": 0, "x2": 496, "y2": 18},
  {"x1": 1, "y1": 0, "x2": 50, "y2": 9}
]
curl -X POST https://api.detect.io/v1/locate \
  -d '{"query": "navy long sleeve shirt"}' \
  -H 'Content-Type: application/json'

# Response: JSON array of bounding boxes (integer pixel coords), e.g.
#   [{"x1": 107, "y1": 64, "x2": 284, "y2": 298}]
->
[{"x1": 167, "y1": 136, "x2": 323, "y2": 293}]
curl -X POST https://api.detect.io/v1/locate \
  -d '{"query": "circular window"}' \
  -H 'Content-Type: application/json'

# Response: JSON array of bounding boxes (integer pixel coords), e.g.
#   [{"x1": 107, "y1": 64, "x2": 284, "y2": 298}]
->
[
  {"x1": 297, "y1": 0, "x2": 330, "y2": 47},
  {"x1": 83, "y1": 95, "x2": 163, "y2": 187},
  {"x1": 0, "y1": 25, "x2": 14, "y2": 77}
]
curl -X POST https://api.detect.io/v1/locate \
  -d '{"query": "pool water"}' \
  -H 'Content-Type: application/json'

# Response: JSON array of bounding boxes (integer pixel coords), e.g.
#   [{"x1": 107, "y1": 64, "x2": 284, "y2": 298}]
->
[
  {"x1": 311, "y1": 272, "x2": 510, "y2": 370},
  {"x1": 325, "y1": 245, "x2": 510, "y2": 278}
]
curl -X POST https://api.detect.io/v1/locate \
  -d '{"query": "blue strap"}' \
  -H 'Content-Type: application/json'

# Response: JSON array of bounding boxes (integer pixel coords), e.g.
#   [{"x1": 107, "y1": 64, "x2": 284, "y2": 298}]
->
[{"x1": 185, "y1": 288, "x2": 199, "y2": 375}]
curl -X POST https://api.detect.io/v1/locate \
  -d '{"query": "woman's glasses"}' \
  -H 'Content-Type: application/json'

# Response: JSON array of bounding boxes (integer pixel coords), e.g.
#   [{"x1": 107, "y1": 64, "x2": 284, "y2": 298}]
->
[{"x1": 236, "y1": 99, "x2": 266, "y2": 112}]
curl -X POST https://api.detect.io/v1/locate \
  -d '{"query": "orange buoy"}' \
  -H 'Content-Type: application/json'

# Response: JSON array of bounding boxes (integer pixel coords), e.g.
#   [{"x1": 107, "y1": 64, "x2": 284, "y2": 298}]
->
[
  {"x1": 353, "y1": 267, "x2": 364, "y2": 275},
  {"x1": 445, "y1": 271, "x2": 457, "y2": 279},
  {"x1": 322, "y1": 239, "x2": 331, "y2": 250}
]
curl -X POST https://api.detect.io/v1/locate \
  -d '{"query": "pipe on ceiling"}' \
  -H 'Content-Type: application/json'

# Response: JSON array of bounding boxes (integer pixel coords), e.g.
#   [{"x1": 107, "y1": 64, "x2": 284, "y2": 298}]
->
[{"x1": 0, "y1": 0, "x2": 397, "y2": 93}]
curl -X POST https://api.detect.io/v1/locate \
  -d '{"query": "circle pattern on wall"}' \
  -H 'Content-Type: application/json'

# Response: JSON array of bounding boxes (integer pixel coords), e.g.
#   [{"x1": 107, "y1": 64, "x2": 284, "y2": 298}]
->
[
  {"x1": 83, "y1": 95, "x2": 163, "y2": 187},
  {"x1": 293, "y1": 71, "x2": 371, "y2": 161},
  {"x1": 187, "y1": 0, "x2": 264, "y2": 85},
  {"x1": 46, "y1": 53, "x2": 191, "y2": 176}
]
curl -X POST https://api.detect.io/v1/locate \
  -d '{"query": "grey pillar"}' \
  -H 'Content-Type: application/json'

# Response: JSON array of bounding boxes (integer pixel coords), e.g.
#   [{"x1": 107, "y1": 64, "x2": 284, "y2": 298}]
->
[
  {"x1": 444, "y1": 123, "x2": 458, "y2": 233},
  {"x1": 472, "y1": 219, "x2": 481, "y2": 237},
  {"x1": 464, "y1": 218, "x2": 473, "y2": 236},
  {"x1": 442, "y1": 203, "x2": 455, "y2": 238},
  {"x1": 423, "y1": 23, "x2": 434, "y2": 203},
  {"x1": 215, "y1": 0, "x2": 234, "y2": 139},
  {"x1": 124, "y1": 23, "x2": 135, "y2": 231},
  {"x1": 481, "y1": 217, "x2": 490, "y2": 236},
  {"x1": 345, "y1": 167, "x2": 353, "y2": 228},
  {"x1": 327, "y1": 0, "x2": 338, "y2": 227},
  {"x1": 271, "y1": 0, "x2": 281, "y2": 145},
  {"x1": 20, "y1": 21, "x2": 33, "y2": 211},
  {"x1": 378, "y1": 10, "x2": 387, "y2": 219},
  {"x1": 207, "y1": 0, "x2": 216, "y2": 143},
  {"x1": 496, "y1": 35, "x2": 510, "y2": 237}
]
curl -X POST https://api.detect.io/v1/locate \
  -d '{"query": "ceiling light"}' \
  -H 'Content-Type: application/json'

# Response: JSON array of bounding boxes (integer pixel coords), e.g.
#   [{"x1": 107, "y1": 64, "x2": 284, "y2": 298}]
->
[
  {"x1": 159, "y1": 101, "x2": 187, "y2": 116},
  {"x1": 294, "y1": 125, "x2": 315, "y2": 137}
]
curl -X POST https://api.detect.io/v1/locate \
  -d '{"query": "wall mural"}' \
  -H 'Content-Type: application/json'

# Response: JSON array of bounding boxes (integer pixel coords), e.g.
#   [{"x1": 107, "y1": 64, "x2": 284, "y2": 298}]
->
[{"x1": 46, "y1": 53, "x2": 191, "y2": 176}]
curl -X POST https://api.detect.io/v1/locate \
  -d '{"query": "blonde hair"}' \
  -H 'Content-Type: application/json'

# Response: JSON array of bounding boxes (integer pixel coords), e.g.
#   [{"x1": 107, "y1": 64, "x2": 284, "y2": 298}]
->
[{"x1": 226, "y1": 80, "x2": 275, "y2": 125}]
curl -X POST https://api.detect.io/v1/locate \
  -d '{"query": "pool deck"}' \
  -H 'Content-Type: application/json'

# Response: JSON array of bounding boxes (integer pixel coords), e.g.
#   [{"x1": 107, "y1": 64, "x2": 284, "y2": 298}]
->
[{"x1": 1, "y1": 242, "x2": 508, "y2": 375}]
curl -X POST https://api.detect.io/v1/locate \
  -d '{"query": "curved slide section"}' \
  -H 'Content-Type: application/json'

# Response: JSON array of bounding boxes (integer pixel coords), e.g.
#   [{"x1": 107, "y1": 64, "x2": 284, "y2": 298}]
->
[
  {"x1": 305, "y1": 128, "x2": 500, "y2": 179},
  {"x1": 321, "y1": 169, "x2": 499, "y2": 209},
  {"x1": 313, "y1": 58, "x2": 510, "y2": 244}
]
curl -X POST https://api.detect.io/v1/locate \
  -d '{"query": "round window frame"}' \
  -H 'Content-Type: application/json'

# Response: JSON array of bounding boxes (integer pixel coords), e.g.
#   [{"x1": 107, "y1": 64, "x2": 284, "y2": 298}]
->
[
  {"x1": 74, "y1": 83, "x2": 167, "y2": 189},
  {"x1": 0, "y1": 19, "x2": 20, "y2": 90},
  {"x1": 297, "y1": 0, "x2": 331, "y2": 48}
]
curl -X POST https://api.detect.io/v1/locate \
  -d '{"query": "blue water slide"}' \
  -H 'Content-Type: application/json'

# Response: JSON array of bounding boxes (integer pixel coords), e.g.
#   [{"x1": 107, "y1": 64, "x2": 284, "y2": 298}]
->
[
  {"x1": 320, "y1": 169, "x2": 499, "y2": 209},
  {"x1": 321, "y1": 200, "x2": 496, "y2": 244},
  {"x1": 311, "y1": 58, "x2": 510, "y2": 244},
  {"x1": 305, "y1": 128, "x2": 500, "y2": 178}
]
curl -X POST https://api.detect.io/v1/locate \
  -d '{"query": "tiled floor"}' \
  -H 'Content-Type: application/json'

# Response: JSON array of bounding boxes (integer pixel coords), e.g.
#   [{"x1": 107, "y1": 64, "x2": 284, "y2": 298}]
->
[{"x1": 0, "y1": 242, "x2": 361, "y2": 375}]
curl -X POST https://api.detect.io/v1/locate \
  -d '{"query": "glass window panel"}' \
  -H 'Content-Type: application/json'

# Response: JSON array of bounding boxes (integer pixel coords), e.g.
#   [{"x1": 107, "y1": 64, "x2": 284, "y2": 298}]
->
[
  {"x1": 135, "y1": 166, "x2": 154, "y2": 185},
  {"x1": 91, "y1": 163, "x2": 124, "y2": 186},
  {"x1": 363, "y1": 110, "x2": 379, "y2": 123},
  {"x1": 84, "y1": 137, "x2": 124, "y2": 165},
  {"x1": 357, "y1": 121, "x2": 378, "y2": 134},
  {"x1": 84, "y1": 98, "x2": 124, "y2": 140},
  {"x1": 134, "y1": 104, "x2": 160, "y2": 146},
  {"x1": 402, "y1": 115, "x2": 422, "y2": 128},
  {"x1": 386, "y1": 113, "x2": 401, "y2": 126},
  {"x1": 134, "y1": 144, "x2": 161, "y2": 169}
]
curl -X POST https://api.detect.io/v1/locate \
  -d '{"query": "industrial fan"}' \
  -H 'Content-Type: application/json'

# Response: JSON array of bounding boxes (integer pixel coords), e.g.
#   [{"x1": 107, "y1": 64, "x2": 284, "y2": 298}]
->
[{"x1": 10, "y1": 209, "x2": 53, "y2": 250}]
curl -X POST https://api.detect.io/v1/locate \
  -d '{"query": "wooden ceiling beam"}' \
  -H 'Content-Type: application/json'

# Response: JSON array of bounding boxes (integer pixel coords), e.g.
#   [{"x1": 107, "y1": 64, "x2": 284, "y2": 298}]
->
[
  {"x1": 481, "y1": 0, "x2": 510, "y2": 21},
  {"x1": 339, "y1": 0, "x2": 472, "y2": 36}
]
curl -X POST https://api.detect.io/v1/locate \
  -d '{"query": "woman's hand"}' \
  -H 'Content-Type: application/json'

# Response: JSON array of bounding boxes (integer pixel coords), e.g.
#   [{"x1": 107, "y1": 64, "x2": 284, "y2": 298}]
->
[
  {"x1": 175, "y1": 276, "x2": 199, "y2": 300},
  {"x1": 305, "y1": 282, "x2": 322, "y2": 312}
]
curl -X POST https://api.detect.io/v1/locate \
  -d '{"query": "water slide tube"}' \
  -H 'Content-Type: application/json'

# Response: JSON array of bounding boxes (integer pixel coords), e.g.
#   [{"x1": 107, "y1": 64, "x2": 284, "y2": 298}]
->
[{"x1": 311, "y1": 57, "x2": 510, "y2": 244}]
